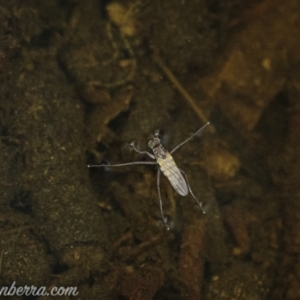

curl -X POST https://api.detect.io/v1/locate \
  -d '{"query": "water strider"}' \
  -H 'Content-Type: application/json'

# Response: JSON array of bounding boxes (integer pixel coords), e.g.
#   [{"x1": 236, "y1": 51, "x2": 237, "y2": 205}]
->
[{"x1": 88, "y1": 122, "x2": 210, "y2": 230}]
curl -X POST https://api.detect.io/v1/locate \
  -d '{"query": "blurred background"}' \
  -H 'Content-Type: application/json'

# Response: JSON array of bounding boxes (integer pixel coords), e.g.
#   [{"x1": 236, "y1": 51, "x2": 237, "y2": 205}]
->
[{"x1": 0, "y1": 0, "x2": 299, "y2": 299}]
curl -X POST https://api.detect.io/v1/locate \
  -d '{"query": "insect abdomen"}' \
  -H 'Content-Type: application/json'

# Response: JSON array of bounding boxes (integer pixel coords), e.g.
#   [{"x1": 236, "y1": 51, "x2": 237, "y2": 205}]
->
[{"x1": 157, "y1": 153, "x2": 188, "y2": 196}]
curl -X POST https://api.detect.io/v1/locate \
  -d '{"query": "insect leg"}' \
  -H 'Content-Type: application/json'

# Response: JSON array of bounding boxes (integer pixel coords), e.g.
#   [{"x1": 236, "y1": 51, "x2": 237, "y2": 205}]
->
[
  {"x1": 87, "y1": 161, "x2": 157, "y2": 168},
  {"x1": 130, "y1": 142, "x2": 155, "y2": 159},
  {"x1": 179, "y1": 169, "x2": 205, "y2": 213},
  {"x1": 157, "y1": 168, "x2": 170, "y2": 230},
  {"x1": 170, "y1": 122, "x2": 210, "y2": 154}
]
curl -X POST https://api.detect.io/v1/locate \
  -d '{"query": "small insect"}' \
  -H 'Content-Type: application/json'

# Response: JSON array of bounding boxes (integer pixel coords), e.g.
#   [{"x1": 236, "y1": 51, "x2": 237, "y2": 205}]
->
[{"x1": 88, "y1": 122, "x2": 210, "y2": 230}]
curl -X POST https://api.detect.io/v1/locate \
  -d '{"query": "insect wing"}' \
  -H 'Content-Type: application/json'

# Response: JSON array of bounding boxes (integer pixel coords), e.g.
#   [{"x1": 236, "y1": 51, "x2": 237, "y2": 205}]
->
[{"x1": 157, "y1": 152, "x2": 188, "y2": 196}]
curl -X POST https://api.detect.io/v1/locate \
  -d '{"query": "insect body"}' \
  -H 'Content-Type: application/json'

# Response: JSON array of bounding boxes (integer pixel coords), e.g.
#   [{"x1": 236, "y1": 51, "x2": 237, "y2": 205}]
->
[
  {"x1": 157, "y1": 152, "x2": 188, "y2": 196},
  {"x1": 88, "y1": 122, "x2": 210, "y2": 230}
]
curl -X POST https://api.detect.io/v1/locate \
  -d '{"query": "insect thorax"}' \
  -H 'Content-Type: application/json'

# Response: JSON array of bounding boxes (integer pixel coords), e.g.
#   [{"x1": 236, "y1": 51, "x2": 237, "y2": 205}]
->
[{"x1": 153, "y1": 145, "x2": 167, "y2": 159}]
